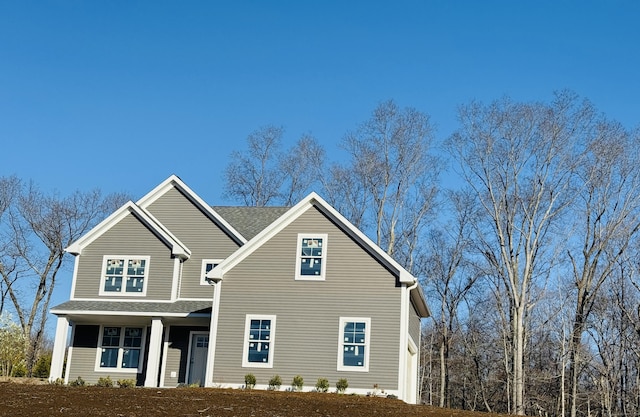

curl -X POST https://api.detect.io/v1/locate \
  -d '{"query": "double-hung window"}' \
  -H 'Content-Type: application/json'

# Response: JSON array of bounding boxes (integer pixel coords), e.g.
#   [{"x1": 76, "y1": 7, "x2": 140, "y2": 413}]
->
[
  {"x1": 97, "y1": 326, "x2": 144, "y2": 371},
  {"x1": 295, "y1": 234, "x2": 327, "y2": 280},
  {"x1": 242, "y1": 315, "x2": 276, "y2": 368},
  {"x1": 338, "y1": 317, "x2": 370, "y2": 372},
  {"x1": 100, "y1": 256, "x2": 149, "y2": 296},
  {"x1": 200, "y1": 259, "x2": 222, "y2": 285}
]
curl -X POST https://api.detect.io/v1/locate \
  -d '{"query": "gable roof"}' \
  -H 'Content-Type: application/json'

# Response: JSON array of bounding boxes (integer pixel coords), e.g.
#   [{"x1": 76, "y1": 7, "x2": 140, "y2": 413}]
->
[
  {"x1": 65, "y1": 201, "x2": 191, "y2": 259},
  {"x1": 136, "y1": 174, "x2": 248, "y2": 245},
  {"x1": 212, "y1": 206, "x2": 290, "y2": 240},
  {"x1": 207, "y1": 192, "x2": 430, "y2": 317}
]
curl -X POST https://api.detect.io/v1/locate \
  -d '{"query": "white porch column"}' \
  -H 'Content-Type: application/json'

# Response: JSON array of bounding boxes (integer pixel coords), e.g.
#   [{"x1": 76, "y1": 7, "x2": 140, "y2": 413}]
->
[
  {"x1": 48, "y1": 316, "x2": 69, "y2": 383},
  {"x1": 144, "y1": 317, "x2": 164, "y2": 387},
  {"x1": 204, "y1": 281, "x2": 222, "y2": 387}
]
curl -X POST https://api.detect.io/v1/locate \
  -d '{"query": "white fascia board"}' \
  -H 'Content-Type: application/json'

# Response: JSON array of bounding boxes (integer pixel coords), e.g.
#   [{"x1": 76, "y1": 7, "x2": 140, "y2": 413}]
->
[
  {"x1": 136, "y1": 175, "x2": 247, "y2": 244},
  {"x1": 65, "y1": 201, "x2": 190, "y2": 259},
  {"x1": 50, "y1": 309, "x2": 209, "y2": 318},
  {"x1": 207, "y1": 192, "x2": 417, "y2": 286}
]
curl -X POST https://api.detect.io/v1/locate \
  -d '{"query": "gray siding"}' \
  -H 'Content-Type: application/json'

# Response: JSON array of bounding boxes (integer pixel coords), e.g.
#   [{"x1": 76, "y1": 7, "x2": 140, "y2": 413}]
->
[
  {"x1": 145, "y1": 187, "x2": 241, "y2": 299},
  {"x1": 162, "y1": 325, "x2": 208, "y2": 387},
  {"x1": 213, "y1": 206, "x2": 403, "y2": 392},
  {"x1": 73, "y1": 215, "x2": 176, "y2": 300},
  {"x1": 409, "y1": 300, "x2": 422, "y2": 345}
]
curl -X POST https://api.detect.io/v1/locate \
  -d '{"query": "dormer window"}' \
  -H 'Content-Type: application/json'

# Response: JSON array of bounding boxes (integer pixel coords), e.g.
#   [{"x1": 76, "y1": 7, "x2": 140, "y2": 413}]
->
[
  {"x1": 100, "y1": 256, "x2": 149, "y2": 296},
  {"x1": 295, "y1": 234, "x2": 327, "y2": 280}
]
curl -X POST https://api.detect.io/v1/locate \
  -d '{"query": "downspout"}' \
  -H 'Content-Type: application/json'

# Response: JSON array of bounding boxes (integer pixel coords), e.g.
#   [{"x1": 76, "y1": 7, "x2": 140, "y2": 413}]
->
[{"x1": 398, "y1": 279, "x2": 419, "y2": 402}]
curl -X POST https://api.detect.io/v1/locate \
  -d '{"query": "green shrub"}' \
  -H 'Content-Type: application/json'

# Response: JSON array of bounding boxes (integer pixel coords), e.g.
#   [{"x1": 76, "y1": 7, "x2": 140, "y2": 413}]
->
[
  {"x1": 69, "y1": 376, "x2": 86, "y2": 387},
  {"x1": 291, "y1": 375, "x2": 304, "y2": 391},
  {"x1": 315, "y1": 377, "x2": 329, "y2": 393},
  {"x1": 117, "y1": 379, "x2": 135, "y2": 388},
  {"x1": 49, "y1": 378, "x2": 64, "y2": 385},
  {"x1": 336, "y1": 378, "x2": 348, "y2": 393},
  {"x1": 96, "y1": 376, "x2": 113, "y2": 387},
  {"x1": 32, "y1": 354, "x2": 52, "y2": 378},
  {"x1": 268, "y1": 375, "x2": 282, "y2": 390},
  {"x1": 11, "y1": 362, "x2": 26, "y2": 377},
  {"x1": 244, "y1": 373, "x2": 256, "y2": 389}
]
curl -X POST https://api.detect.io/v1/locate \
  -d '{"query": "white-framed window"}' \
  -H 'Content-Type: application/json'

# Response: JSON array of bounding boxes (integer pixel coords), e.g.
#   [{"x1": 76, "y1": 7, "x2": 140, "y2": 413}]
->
[
  {"x1": 100, "y1": 256, "x2": 150, "y2": 296},
  {"x1": 295, "y1": 234, "x2": 327, "y2": 280},
  {"x1": 337, "y1": 317, "x2": 370, "y2": 372},
  {"x1": 200, "y1": 259, "x2": 223, "y2": 285},
  {"x1": 242, "y1": 315, "x2": 276, "y2": 368},
  {"x1": 96, "y1": 325, "x2": 145, "y2": 372}
]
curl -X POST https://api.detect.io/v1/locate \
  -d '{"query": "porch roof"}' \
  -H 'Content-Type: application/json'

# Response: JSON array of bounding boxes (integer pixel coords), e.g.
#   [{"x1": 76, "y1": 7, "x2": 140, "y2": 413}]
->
[{"x1": 50, "y1": 300, "x2": 212, "y2": 317}]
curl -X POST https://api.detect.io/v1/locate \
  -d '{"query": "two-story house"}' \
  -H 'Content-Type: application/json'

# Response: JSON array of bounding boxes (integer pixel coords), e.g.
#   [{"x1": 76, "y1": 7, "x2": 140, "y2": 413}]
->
[{"x1": 48, "y1": 175, "x2": 429, "y2": 403}]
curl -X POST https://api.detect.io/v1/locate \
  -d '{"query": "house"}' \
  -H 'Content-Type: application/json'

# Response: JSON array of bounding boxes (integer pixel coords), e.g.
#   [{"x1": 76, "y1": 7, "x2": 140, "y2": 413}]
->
[{"x1": 48, "y1": 175, "x2": 430, "y2": 403}]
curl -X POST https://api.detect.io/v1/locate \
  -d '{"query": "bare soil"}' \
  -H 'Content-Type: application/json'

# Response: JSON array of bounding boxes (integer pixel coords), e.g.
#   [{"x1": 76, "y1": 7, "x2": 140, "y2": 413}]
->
[{"x1": 0, "y1": 379, "x2": 514, "y2": 417}]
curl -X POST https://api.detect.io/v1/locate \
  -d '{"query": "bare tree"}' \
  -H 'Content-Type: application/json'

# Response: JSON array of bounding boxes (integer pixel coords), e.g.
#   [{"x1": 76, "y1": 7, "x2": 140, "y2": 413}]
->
[
  {"x1": 423, "y1": 190, "x2": 479, "y2": 408},
  {"x1": 565, "y1": 121, "x2": 640, "y2": 417},
  {"x1": 325, "y1": 100, "x2": 439, "y2": 271},
  {"x1": 445, "y1": 92, "x2": 593, "y2": 415},
  {"x1": 0, "y1": 179, "x2": 128, "y2": 374},
  {"x1": 224, "y1": 126, "x2": 325, "y2": 206}
]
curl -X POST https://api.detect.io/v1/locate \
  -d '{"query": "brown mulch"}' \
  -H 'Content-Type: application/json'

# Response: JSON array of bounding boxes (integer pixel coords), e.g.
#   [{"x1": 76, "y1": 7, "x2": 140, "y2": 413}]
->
[{"x1": 0, "y1": 380, "x2": 513, "y2": 417}]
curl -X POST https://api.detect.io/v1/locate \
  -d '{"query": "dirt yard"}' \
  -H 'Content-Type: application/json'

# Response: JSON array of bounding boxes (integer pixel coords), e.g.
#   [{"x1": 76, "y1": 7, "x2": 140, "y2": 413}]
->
[{"x1": 0, "y1": 380, "x2": 513, "y2": 417}]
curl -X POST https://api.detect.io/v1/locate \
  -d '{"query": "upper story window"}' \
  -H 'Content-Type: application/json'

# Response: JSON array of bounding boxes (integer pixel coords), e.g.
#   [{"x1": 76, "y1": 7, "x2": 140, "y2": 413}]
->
[
  {"x1": 337, "y1": 317, "x2": 370, "y2": 372},
  {"x1": 200, "y1": 259, "x2": 223, "y2": 285},
  {"x1": 100, "y1": 256, "x2": 150, "y2": 296},
  {"x1": 295, "y1": 234, "x2": 327, "y2": 280},
  {"x1": 96, "y1": 326, "x2": 145, "y2": 372},
  {"x1": 242, "y1": 315, "x2": 276, "y2": 368}
]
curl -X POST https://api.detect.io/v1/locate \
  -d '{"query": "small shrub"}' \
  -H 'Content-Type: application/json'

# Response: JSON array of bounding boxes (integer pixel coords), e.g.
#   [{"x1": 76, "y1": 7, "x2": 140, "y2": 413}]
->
[
  {"x1": 96, "y1": 376, "x2": 113, "y2": 387},
  {"x1": 336, "y1": 378, "x2": 348, "y2": 393},
  {"x1": 268, "y1": 375, "x2": 282, "y2": 390},
  {"x1": 188, "y1": 382, "x2": 201, "y2": 388},
  {"x1": 32, "y1": 354, "x2": 52, "y2": 378},
  {"x1": 386, "y1": 394, "x2": 398, "y2": 399},
  {"x1": 315, "y1": 377, "x2": 329, "y2": 393},
  {"x1": 117, "y1": 379, "x2": 135, "y2": 388},
  {"x1": 11, "y1": 362, "x2": 26, "y2": 377},
  {"x1": 69, "y1": 376, "x2": 86, "y2": 387},
  {"x1": 291, "y1": 375, "x2": 304, "y2": 391},
  {"x1": 244, "y1": 373, "x2": 256, "y2": 389},
  {"x1": 49, "y1": 378, "x2": 64, "y2": 386}
]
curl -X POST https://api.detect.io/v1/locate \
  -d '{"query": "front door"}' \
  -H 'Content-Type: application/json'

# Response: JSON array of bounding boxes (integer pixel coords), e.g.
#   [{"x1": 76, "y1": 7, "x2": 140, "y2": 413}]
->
[{"x1": 187, "y1": 333, "x2": 209, "y2": 386}]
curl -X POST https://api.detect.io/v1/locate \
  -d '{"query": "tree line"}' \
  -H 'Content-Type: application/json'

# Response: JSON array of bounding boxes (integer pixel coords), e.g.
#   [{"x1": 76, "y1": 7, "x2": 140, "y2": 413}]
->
[
  {"x1": 2, "y1": 91, "x2": 639, "y2": 417},
  {"x1": 224, "y1": 92, "x2": 640, "y2": 417}
]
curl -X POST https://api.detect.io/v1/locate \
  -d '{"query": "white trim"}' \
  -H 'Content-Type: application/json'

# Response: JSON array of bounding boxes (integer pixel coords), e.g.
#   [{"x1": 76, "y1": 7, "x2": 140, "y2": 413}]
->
[
  {"x1": 94, "y1": 325, "x2": 147, "y2": 373},
  {"x1": 207, "y1": 192, "x2": 416, "y2": 287},
  {"x1": 200, "y1": 259, "x2": 223, "y2": 286},
  {"x1": 241, "y1": 314, "x2": 276, "y2": 369},
  {"x1": 99, "y1": 256, "x2": 150, "y2": 297},
  {"x1": 170, "y1": 258, "x2": 181, "y2": 301},
  {"x1": 65, "y1": 201, "x2": 191, "y2": 259},
  {"x1": 144, "y1": 318, "x2": 164, "y2": 387},
  {"x1": 159, "y1": 326, "x2": 171, "y2": 387},
  {"x1": 136, "y1": 175, "x2": 247, "y2": 244},
  {"x1": 185, "y1": 331, "x2": 209, "y2": 385},
  {"x1": 50, "y1": 309, "x2": 211, "y2": 318},
  {"x1": 337, "y1": 317, "x2": 371, "y2": 372},
  {"x1": 295, "y1": 234, "x2": 328, "y2": 281},
  {"x1": 70, "y1": 256, "x2": 80, "y2": 299},
  {"x1": 204, "y1": 281, "x2": 222, "y2": 387}
]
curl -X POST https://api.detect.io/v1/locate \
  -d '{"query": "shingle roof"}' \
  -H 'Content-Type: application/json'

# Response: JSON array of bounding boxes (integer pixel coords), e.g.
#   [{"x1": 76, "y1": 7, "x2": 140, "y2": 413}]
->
[
  {"x1": 51, "y1": 300, "x2": 212, "y2": 315},
  {"x1": 212, "y1": 206, "x2": 290, "y2": 240}
]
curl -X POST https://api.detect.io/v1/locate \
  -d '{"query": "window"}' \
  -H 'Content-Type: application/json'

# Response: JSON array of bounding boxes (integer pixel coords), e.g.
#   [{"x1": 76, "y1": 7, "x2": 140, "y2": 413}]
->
[
  {"x1": 200, "y1": 259, "x2": 222, "y2": 285},
  {"x1": 338, "y1": 317, "x2": 370, "y2": 372},
  {"x1": 295, "y1": 234, "x2": 327, "y2": 280},
  {"x1": 242, "y1": 315, "x2": 276, "y2": 368},
  {"x1": 97, "y1": 326, "x2": 145, "y2": 371},
  {"x1": 100, "y1": 256, "x2": 149, "y2": 296}
]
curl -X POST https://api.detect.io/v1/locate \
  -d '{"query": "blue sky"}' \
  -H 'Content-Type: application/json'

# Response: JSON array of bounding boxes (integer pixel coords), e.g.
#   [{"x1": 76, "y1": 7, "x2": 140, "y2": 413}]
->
[
  {"x1": 1, "y1": 1, "x2": 639, "y2": 327},
  {"x1": 2, "y1": 1, "x2": 639, "y2": 203}
]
